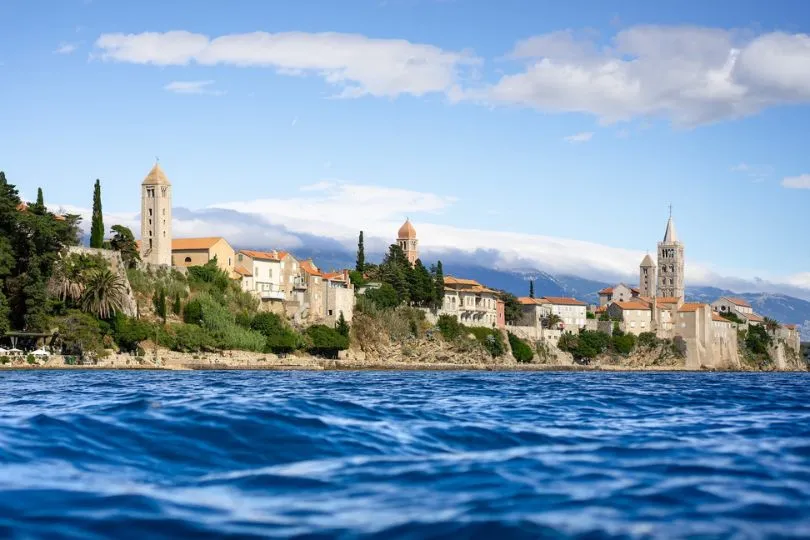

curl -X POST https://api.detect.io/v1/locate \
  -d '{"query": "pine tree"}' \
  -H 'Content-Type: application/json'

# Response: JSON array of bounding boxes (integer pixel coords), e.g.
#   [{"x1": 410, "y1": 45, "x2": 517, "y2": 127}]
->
[
  {"x1": 172, "y1": 293, "x2": 182, "y2": 316},
  {"x1": 336, "y1": 311, "x2": 349, "y2": 338},
  {"x1": 153, "y1": 287, "x2": 167, "y2": 324},
  {"x1": 90, "y1": 179, "x2": 104, "y2": 248},
  {"x1": 36, "y1": 188, "x2": 44, "y2": 206},
  {"x1": 356, "y1": 231, "x2": 365, "y2": 272},
  {"x1": 529, "y1": 280, "x2": 535, "y2": 299},
  {"x1": 433, "y1": 260, "x2": 444, "y2": 310}
]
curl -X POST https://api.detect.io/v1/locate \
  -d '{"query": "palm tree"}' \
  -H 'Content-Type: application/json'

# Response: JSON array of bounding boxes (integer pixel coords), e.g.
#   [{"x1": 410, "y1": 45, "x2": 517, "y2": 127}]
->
[
  {"x1": 49, "y1": 255, "x2": 86, "y2": 303},
  {"x1": 544, "y1": 313, "x2": 563, "y2": 329},
  {"x1": 763, "y1": 317, "x2": 780, "y2": 333},
  {"x1": 80, "y1": 268, "x2": 127, "y2": 319}
]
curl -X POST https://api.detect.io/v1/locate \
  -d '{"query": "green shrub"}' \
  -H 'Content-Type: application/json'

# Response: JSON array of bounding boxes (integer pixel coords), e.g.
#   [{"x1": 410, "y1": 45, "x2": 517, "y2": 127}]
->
[
  {"x1": 112, "y1": 314, "x2": 157, "y2": 352},
  {"x1": 612, "y1": 332, "x2": 636, "y2": 355},
  {"x1": 183, "y1": 299, "x2": 203, "y2": 325},
  {"x1": 26, "y1": 355, "x2": 37, "y2": 365},
  {"x1": 364, "y1": 283, "x2": 400, "y2": 310},
  {"x1": 305, "y1": 324, "x2": 349, "y2": 358},
  {"x1": 0, "y1": 356, "x2": 8, "y2": 365},
  {"x1": 166, "y1": 323, "x2": 216, "y2": 352},
  {"x1": 745, "y1": 325, "x2": 772, "y2": 355},
  {"x1": 183, "y1": 293, "x2": 265, "y2": 352},
  {"x1": 187, "y1": 258, "x2": 230, "y2": 292},
  {"x1": 266, "y1": 328, "x2": 299, "y2": 354},
  {"x1": 637, "y1": 332, "x2": 658, "y2": 349},
  {"x1": 54, "y1": 310, "x2": 106, "y2": 358},
  {"x1": 508, "y1": 332, "x2": 534, "y2": 363},
  {"x1": 469, "y1": 327, "x2": 506, "y2": 358},
  {"x1": 437, "y1": 314, "x2": 463, "y2": 340},
  {"x1": 559, "y1": 330, "x2": 611, "y2": 361},
  {"x1": 251, "y1": 312, "x2": 285, "y2": 336},
  {"x1": 336, "y1": 312, "x2": 350, "y2": 338}
]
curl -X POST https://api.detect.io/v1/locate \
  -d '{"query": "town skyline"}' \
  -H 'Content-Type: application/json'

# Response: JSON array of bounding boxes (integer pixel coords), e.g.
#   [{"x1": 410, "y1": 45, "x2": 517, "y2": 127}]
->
[{"x1": 2, "y1": 0, "x2": 810, "y2": 298}]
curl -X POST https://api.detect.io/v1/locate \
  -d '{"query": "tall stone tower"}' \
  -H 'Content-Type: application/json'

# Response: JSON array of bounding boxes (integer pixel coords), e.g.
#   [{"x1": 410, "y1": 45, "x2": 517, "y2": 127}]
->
[
  {"x1": 656, "y1": 213, "x2": 684, "y2": 298},
  {"x1": 397, "y1": 218, "x2": 419, "y2": 265},
  {"x1": 140, "y1": 162, "x2": 172, "y2": 267},
  {"x1": 639, "y1": 253, "x2": 656, "y2": 298}
]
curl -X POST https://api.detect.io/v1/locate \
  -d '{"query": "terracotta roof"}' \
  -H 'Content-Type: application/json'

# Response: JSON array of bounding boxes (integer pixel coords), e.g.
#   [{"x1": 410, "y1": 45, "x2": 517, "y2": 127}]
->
[
  {"x1": 234, "y1": 265, "x2": 252, "y2": 277},
  {"x1": 323, "y1": 271, "x2": 346, "y2": 281},
  {"x1": 518, "y1": 297, "x2": 549, "y2": 305},
  {"x1": 594, "y1": 306, "x2": 607, "y2": 313},
  {"x1": 299, "y1": 260, "x2": 321, "y2": 277},
  {"x1": 630, "y1": 287, "x2": 640, "y2": 294},
  {"x1": 444, "y1": 276, "x2": 481, "y2": 287},
  {"x1": 744, "y1": 312, "x2": 764, "y2": 323},
  {"x1": 785, "y1": 324, "x2": 797, "y2": 330},
  {"x1": 239, "y1": 249, "x2": 283, "y2": 262},
  {"x1": 598, "y1": 287, "x2": 614, "y2": 295},
  {"x1": 656, "y1": 296, "x2": 681, "y2": 304},
  {"x1": 614, "y1": 301, "x2": 650, "y2": 311},
  {"x1": 142, "y1": 163, "x2": 170, "y2": 186},
  {"x1": 398, "y1": 219, "x2": 417, "y2": 239},
  {"x1": 712, "y1": 313, "x2": 733, "y2": 323},
  {"x1": 726, "y1": 297, "x2": 752, "y2": 308},
  {"x1": 16, "y1": 202, "x2": 27, "y2": 211},
  {"x1": 172, "y1": 237, "x2": 225, "y2": 251},
  {"x1": 542, "y1": 297, "x2": 587, "y2": 306},
  {"x1": 678, "y1": 303, "x2": 706, "y2": 313}
]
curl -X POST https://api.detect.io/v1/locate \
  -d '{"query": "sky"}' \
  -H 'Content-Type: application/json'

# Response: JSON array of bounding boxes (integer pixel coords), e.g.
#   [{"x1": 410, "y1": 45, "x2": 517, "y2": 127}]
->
[{"x1": 2, "y1": 0, "x2": 810, "y2": 296}]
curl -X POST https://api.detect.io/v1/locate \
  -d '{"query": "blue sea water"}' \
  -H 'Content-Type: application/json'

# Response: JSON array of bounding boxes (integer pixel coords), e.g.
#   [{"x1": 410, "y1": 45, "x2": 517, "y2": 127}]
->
[{"x1": 0, "y1": 371, "x2": 809, "y2": 539}]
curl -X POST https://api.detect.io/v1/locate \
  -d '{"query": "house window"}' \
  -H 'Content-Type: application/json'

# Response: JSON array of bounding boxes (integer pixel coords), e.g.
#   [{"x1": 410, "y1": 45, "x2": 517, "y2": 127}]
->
[
  {"x1": 184, "y1": 257, "x2": 191, "y2": 263},
  {"x1": 268, "y1": 269, "x2": 273, "y2": 278},
  {"x1": 238, "y1": 254, "x2": 243, "y2": 262},
  {"x1": 228, "y1": 257, "x2": 232, "y2": 266}
]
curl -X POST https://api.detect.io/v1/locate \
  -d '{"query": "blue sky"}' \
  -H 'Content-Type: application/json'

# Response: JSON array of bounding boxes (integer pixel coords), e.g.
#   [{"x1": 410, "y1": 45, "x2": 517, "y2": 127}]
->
[{"x1": 2, "y1": 0, "x2": 810, "y2": 294}]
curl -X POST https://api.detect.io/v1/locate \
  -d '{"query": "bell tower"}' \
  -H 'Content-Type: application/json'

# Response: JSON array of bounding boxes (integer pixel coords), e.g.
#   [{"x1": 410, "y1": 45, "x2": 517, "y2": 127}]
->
[
  {"x1": 140, "y1": 162, "x2": 172, "y2": 267},
  {"x1": 397, "y1": 218, "x2": 419, "y2": 266},
  {"x1": 639, "y1": 253, "x2": 656, "y2": 298},
  {"x1": 657, "y1": 209, "x2": 684, "y2": 298}
]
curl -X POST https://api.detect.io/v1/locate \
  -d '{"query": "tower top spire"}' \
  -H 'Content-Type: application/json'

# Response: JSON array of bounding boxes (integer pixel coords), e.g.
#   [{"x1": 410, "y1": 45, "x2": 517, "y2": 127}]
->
[
  {"x1": 663, "y1": 213, "x2": 678, "y2": 243},
  {"x1": 142, "y1": 162, "x2": 170, "y2": 186}
]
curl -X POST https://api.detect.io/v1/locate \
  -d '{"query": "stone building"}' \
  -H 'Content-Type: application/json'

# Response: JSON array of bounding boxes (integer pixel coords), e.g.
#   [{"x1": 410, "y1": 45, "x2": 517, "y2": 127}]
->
[
  {"x1": 236, "y1": 250, "x2": 287, "y2": 309},
  {"x1": 397, "y1": 219, "x2": 419, "y2": 266},
  {"x1": 598, "y1": 284, "x2": 640, "y2": 307},
  {"x1": 172, "y1": 237, "x2": 235, "y2": 275},
  {"x1": 140, "y1": 163, "x2": 172, "y2": 267},
  {"x1": 639, "y1": 254, "x2": 656, "y2": 298},
  {"x1": 657, "y1": 213, "x2": 684, "y2": 298},
  {"x1": 607, "y1": 301, "x2": 652, "y2": 335}
]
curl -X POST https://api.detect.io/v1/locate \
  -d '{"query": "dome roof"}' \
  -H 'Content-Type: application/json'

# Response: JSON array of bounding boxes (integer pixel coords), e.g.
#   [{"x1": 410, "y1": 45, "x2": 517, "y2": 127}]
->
[
  {"x1": 142, "y1": 163, "x2": 170, "y2": 186},
  {"x1": 398, "y1": 219, "x2": 417, "y2": 239}
]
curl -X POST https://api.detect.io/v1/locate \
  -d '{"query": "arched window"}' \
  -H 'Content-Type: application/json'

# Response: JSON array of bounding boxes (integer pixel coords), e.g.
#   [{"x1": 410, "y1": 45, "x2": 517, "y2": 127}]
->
[{"x1": 184, "y1": 257, "x2": 192, "y2": 263}]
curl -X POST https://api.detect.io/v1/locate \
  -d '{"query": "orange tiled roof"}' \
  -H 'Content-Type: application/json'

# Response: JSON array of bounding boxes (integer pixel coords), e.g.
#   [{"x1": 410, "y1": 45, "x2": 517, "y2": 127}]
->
[
  {"x1": 444, "y1": 276, "x2": 482, "y2": 287},
  {"x1": 744, "y1": 312, "x2": 764, "y2": 323},
  {"x1": 598, "y1": 287, "x2": 614, "y2": 295},
  {"x1": 299, "y1": 260, "x2": 321, "y2": 277},
  {"x1": 727, "y1": 297, "x2": 752, "y2": 308},
  {"x1": 542, "y1": 297, "x2": 587, "y2": 306},
  {"x1": 518, "y1": 297, "x2": 549, "y2": 305},
  {"x1": 594, "y1": 305, "x2": 607, "y2": 313},
  {"x1": 234, "y1": 265, "x2": 252, "y2": 277},
  {"x1": 678, "y1": 303, "x2": 706, "y2": 313},
  {"x1": 614, "y1": 301, "x2": 650, "y2": 311},
  {"x1": 712, "y1": 313, "x2": 734, "y2": 323},
  {"x1": 239, "y1": 249, "x2": 284, "y2": 262},
  {"x1": 656, "y1": 296, "x2": 681, "y2": 304},
  {"x1": 323, "y1": 271, "x2": 346, "y2": 281},
  {"x1": 172, "y1": 237, "x2": 225, "y2": 251}
]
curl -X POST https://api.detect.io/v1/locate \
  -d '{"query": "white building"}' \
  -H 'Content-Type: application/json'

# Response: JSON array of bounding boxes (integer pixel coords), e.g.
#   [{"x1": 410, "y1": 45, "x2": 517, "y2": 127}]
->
[
  {"x1": 236, "y1": 250, "x2": 286, "y2": 305},
  {"x1": 711, "y1": 297, "x2": 753, "y2": 318},
  {"x1": 607, "y1": 301, "x2": 652, "y2": 335},
  {"x1": 598, "y1": 284, "x2": 640, "y2": 307},
  {"x1": 542, "y1": 297, "x2": 588, "y2": 330},
  {"x1": 441, "y1": 276, "x2": 500, "y2": 328}
]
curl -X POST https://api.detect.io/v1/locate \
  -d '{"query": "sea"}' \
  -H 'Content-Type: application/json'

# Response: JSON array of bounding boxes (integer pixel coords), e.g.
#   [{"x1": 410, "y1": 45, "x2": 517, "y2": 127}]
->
[{"x1": 0, "y1": 370, "x2": 809, "y2": 539}]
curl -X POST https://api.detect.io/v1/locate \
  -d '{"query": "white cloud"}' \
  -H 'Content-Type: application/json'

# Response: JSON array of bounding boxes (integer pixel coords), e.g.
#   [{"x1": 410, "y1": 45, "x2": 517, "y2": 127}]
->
[
  {"x1": 94, "y1": 30, "x2": 480, "y2": 99},
  {"x1": 163, "y1": 80, "x2": 224, "y2": 95},
  {"x1": 54, "y1": 42, "x2": 78, "y2": 54},
  {"x1": 299, "y1": 181, "x2": 335, "y2": 192},
  {"x1": 731, "y1": 162, "x2": 772, "y2": 183},
  {"x1": 477, "y1": 26, "x2": 810, "y2": 125},
  {"x1": 563, "y1": 131, "x2": 593, "y2": 143},
  {"x1": 782, "y1": 174, "x2": 810, "y2": 189}
]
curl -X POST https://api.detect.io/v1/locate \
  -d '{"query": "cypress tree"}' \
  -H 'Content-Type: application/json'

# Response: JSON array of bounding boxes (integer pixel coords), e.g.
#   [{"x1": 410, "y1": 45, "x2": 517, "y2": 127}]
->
[
  {"x1": 90, "y1": 179, "x2": 104, "y2": 248},
  {"x1": 433, "y1": 260, "x2": 444, "y2": 310},
  {"x1": 336, "y1": 311, "x2": 349, "y2": 338},
  {"x1": 529, "y1": 280, "x2": 535, "y2": 299},
  {"x1": 356, "y1": 231, "x2": 365, "y2": 272}
]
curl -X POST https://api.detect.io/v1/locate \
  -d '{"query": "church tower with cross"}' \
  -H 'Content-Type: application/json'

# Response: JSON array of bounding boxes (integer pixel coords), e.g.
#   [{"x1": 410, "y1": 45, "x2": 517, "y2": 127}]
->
[
  {"x1": 140, "y1": 161, "x2": 172, "y2": 267},
  {"x1": 656, "y1": 207, "x2": 684, "y2": 298}
]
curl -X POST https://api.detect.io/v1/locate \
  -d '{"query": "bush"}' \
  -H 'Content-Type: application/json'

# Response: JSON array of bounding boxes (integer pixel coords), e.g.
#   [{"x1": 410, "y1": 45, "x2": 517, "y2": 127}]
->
[
  {"x1": 612, "y1": 332, "x2": 636, "y2": 355},
  {"x1": 508, "y1": 333, "x2": 534, "y2": 363},
  {"x1": 364, "y1": 283, "x2": 400, "y2": 310},
  {"x1": 183, "y1": 299, "x2": 203, "y2": 325},
  {"x1": 559, "y1": 330, "x2": 610, "y2": 361},
  {"x1": 166, "y1": 323, "x2": 216, "y2": 352},
  {"x1": 54, "y1": 310, "x2": 105, "y2": 358},
  {"x1": 252, "y1": 312, "x2": 301, "y2": 354},
  {"x1": 251, "y1": 312, "x2": 285, "y2": 336},
  {"x1": 305, "y1": 324, "x2": 349, "y2": 358},
  {"x1": 0, "y1": 356, "x2": 8, "y2": 365},
  {"x1": 187, "y1": 258, "x2": 230, "y2": 292},
  {"x1": 469, "y1": 327, "x2": 506, "y2": 358},
  {"x1": 637, "y1": 332, "x2": 659, "y2": 349},
  {"x1": 26, "y1": 355, "x2": 37, "y2": 365},
  {"x1": 746, "y1": 325, "x2": 772, "y2": 355},
  {"x1": 437, "y1": 314, "x2": 463, "y2": 341},
  {"x1": 187, "y1": 293, "x2": 266, "y2": 352},
  {"x1": 112, "y1": 314, "x2": 157, "y2": 352}
]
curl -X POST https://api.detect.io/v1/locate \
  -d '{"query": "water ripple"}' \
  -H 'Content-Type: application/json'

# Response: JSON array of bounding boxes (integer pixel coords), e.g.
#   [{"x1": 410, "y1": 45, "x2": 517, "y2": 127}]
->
[{"x1": 0, "y1": 371, "x2": 809, "y2": 538}]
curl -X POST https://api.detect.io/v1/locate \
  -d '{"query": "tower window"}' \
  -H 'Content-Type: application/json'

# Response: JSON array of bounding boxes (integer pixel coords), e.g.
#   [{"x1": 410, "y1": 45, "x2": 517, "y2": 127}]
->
[
  {"x1": 184, "y1": 257, "x2": 192, "y2": 263},
  {"x1": 148, "y1": 209, "x2": 153, "y2": 216}
]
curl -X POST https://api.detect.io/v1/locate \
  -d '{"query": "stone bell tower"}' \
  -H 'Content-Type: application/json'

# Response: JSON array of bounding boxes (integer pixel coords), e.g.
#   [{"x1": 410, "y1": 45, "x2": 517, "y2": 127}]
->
[
  {"x1": 639, "y1": 253, "x2": 656, "y2": 298},
  {"x1": 397, "y1": 218, "x2": 419, "y2": 266},
  {"x1": 657, "y1": 210, "x2": 684, "y2": 298},
  {"x1": 140, "y1": 162, "x2": 172, "y2": 267}
]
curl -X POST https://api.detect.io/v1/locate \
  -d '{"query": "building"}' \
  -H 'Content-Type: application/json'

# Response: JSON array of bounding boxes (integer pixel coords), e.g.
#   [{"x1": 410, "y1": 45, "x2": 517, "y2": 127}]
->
[
  {"x1": 542, "y1": 297, "x2": 588, "y2": 330},
  {"x1": 639, "y1": 253, "x2": 656, "y2": 298},
  {"x1": 657, "y1": 213, "x2": 685, "y2": 298},
  {"x1": 140, "y1": 163, "x2": 172, "y2": 267},
  {"x1": 598, "y1": 284, "x2": 640, "y2": 307},
  {"x1": 322, "y1": 270, "x2": 355, "y2": 325},
  {"x1": 236, "y1": 250, "x2": 287, "y2": 306},
  {"x1": 518, "y1": 297, "x2": 551, "y2": 327},
  {"x1": 172, "y1": 237, "x2": 235, "y2": 274},
  {"x1": 397, "y1": 219, "x2": 419, "y2": 266},
  {"x1": 711, "y1": 297, "x2": 754, "y2": 318},
  {"x1": 607, "y1": 301, "x2": 652, "y2": 335},
  {"x1": 441, "y1": 276, "x2": 500, "y2": 327}
]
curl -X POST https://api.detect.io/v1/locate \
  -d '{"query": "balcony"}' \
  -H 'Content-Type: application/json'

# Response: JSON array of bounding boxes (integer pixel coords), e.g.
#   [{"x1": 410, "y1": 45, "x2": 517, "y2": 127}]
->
[
  {"x1": 293, "y1": 277, "x2": 308, "y2": 290},
  {"x1": 259, "y1": 290, "x2": 285, "y2": 301}
]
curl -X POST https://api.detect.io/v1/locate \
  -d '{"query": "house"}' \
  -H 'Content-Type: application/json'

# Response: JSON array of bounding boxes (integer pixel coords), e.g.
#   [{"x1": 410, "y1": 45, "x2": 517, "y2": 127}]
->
[
  {"x1": 598, "y1": 283, "x2": 640, "y2": 307},
  {"x1": 441, "y1": 276, "x2": 500, "y2": 328},
  {"x1": 542, "y1": 297, "x2": 588, "y2": 329},
  {"x1": 711, "y1": 297, "x2": 754, "y2": 318},
  {"x1": 517, "y1": 297, "x2": 551, "y2": 327},
  {"x1": 606, "y1": 301, "x2": 652, "y2": 335},
  {"x1": 172, "y1": 237, "x2": 235, "y2": 275},
  {"x1": 236, "y1": 250, "x2": 287, "y2": 308},
  {"x1": 322, "y1": 270, "x2": 355, "y2": 325},
  {"x1": 712, "y1": 312, "x2": 737, "y2": 330}
]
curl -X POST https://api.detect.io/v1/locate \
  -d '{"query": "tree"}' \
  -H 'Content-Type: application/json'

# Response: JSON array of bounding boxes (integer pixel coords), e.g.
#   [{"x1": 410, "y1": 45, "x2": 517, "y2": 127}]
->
[
  {"x1": 437, "y1": 314, "x2": 462, "y2": 340},
  {"x1": 110, "y1": 225, "x2": 140, "y2": 268},
  {"x1": 498, "y1": 291, "x2": 522, "y2": 325},
  {"x1": 612, "y1": 332, "x2": 636, "y2": 355},
  {"x1": 80, "y1": 268, "x2": 127, "y2": 319},
  {"x1": 365, "y1": 283, "x2": 400, "y2": 310},
  {"x1": 378, "y1": 244, "x2": 410, "y2": 303},
  {"x1": 763, "y1": 317, "x2": 780, "y2": 333},
  {"x1": 55, "y1": 310, "x2": 105, "y2": 358},
  {"x1": 433, "y1": 260, "x2": 445, "y2": 310},
  {"x1": 305, "y1": 324, "x2": 349, "y2": 358},
  {"x1": 356, "y1": 231, "x2": 365, "y2": 272},
  {"x1": 529, "y1": 280, "x2": 535, "y2": 299},
  {"x1": 36, "y1": 188, "x2": 44, "y2": 207},
  {"x1": 336, "y1": 311, "x2": 350, "y2": 338},
  {"x1": 30, "y1": 187, "x2": 46, "y2": 215},
  {"x1": 153, "y1": 287, "x2": 167, "y2": 323},
  {"x1": 172, "y1": 293, "x2": 182, "y2": 316},
  {"x1": 544, "y1": 313, "x2": 563, "y2": 328},
  {"x1": 408, "y1": 259, "x2": 435, "y2": 307},
  {"x1": 508, "y1": 332, "x2": 534, "y2": 363},
  {"x1": 90, "y1": 179, "x2": 104, "y2": 248}
]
